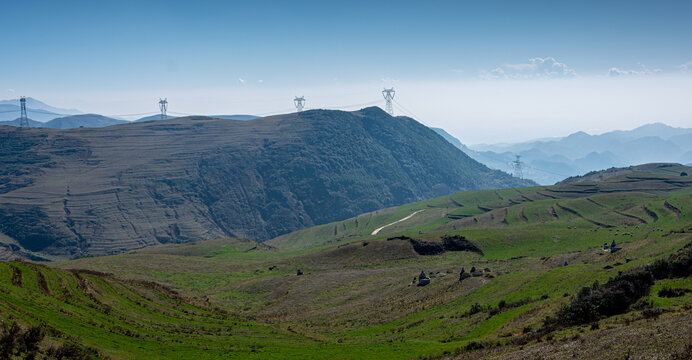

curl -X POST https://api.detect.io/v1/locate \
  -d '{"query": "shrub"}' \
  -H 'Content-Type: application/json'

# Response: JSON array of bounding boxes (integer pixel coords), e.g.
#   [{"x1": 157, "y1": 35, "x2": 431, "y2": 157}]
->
[
  {"x1": 498, "y1": 300, "x2": 506, "y2": 309},
  {"x1": 658, "y1": 287, "x2": 690, "y2": 298},
  {"x1": 46, "y1": 342, "x2": 91, "y2": 360},
  {"x1": 468, "y1": 303, "x2": 483, "y2": 315},
  {"x1": 641, "y1": 308, "x2": 664, "y2": 320},
  {"x1": 0, "y1": 321, "x2": 44, "y2": 359}
]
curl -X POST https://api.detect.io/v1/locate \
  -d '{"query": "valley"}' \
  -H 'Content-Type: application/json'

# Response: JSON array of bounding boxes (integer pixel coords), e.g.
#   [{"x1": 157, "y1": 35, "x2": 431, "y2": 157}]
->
[{"x1": 1, "y1": 164, "x2": 689, "y2": 359}]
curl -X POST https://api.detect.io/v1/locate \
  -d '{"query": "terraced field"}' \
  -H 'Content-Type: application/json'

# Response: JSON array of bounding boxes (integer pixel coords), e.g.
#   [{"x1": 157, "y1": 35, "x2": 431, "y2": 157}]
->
[{"x1": 2, "y1": 164, "x2": 691, "y2": 359}]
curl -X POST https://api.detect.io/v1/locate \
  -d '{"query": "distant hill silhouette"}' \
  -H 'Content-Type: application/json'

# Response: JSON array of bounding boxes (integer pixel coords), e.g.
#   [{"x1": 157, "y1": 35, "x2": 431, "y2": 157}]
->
[
  {"x1": 431, "y1": 127, "x2": 464, "y2": 149},
  {"x1": 0, "y1": 118, "x2": 45, "y2": 127},
  {"x1": 135, "y1": 114, "x2": 178, "y2": 122},
  {"x1": 44, "y1": 114, "x2": 128, "y2": 129}
]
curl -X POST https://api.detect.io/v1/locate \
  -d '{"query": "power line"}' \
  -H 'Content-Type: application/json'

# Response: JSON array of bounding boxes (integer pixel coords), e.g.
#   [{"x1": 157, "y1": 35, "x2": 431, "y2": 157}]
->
[
  {"x1": 522, "y1": 163, "x2": 571, "y2": 177},
  {"x1": 25, "y1": 109, "x2": 72, "y2": 116},
  {"x1": 392, "y1": 100, "x2": 430, "y2": 126},
  {"x1": 253, "y1": 108, "x2": 299, "y2": 116}
]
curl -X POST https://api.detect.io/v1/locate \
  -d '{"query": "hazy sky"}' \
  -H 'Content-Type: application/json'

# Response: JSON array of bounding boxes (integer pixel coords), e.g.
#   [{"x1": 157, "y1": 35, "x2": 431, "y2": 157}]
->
[{"x1": 2, "y1": 0, "x2": 692, "y2": 144}]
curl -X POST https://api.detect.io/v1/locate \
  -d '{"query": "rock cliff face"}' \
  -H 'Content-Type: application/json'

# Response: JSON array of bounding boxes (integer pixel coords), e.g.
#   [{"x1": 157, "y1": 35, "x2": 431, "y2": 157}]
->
[{"x1": 0, "y1": 107, "x2": 531, "y2": 259}]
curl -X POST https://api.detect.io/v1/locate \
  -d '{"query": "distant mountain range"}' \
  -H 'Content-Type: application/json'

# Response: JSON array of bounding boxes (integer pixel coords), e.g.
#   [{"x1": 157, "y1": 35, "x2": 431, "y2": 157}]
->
[{"x1": 436, "y1": 123, "x2": 692, "y2": 185}]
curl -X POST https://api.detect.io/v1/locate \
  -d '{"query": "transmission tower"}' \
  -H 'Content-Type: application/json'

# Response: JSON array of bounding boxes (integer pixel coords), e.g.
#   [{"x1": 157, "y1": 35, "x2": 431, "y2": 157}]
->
[
  {"x1": 512, "y1": 155, "x2": 524, "y2": 179},
  {"x1": 158, "y1": 98, "x2": 168, "y2": 120},
  {"x1": 294, "y1": 96, "x2": 305, "y2": 112},
  {"x1": 19, "y1": 96, "x2": 29, "y2": 128},
  {"x1": 382, "y1": 88, "x2": 395, "y2": 115}
]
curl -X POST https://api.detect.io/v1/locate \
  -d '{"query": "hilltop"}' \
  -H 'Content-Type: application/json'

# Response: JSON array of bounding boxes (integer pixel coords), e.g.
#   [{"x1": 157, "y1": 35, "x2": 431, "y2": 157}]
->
[
  {"x1": 0, "y1": 107, "x2": 530, "y2": 259},
  {"x1": 2, "y1": 164, "x2": 688, "y2": 359}
]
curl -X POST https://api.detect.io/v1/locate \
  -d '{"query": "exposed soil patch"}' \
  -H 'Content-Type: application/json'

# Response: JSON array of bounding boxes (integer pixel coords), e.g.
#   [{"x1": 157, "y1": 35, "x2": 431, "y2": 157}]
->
[
  {"x1": 586, "y1": 198, "x2": 648, "y2": 224},
  {"x1": 35, "y1": 268, "x2": 50, "y2": 296},
  {"x1": 10, "y1": 265, "x2": 22, "y2": 287},
  {"x1": 664, "y1": 201, "x2": 682, "y2": 219},
  {"x1": 642, "y1": 205, "x2": 659, "y2": 222},
  {"x1": 556, "y1": 203, "x2": 614, "y2": 228}
]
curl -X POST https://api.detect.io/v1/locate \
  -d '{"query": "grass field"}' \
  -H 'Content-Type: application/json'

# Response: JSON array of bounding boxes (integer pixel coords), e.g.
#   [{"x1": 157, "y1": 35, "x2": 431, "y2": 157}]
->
[{"x1": 2, "y1": 164, "x2": 691, "y2": 359}]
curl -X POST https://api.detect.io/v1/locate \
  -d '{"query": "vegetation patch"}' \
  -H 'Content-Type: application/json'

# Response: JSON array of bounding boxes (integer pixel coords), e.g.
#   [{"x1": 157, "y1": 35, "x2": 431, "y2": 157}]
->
[
  {"x1": 545, "y1": 243, "x2": 691, "y2": 328},
  {"x1": 658, "y1": 287, "x2": 690, "y2": 298}
]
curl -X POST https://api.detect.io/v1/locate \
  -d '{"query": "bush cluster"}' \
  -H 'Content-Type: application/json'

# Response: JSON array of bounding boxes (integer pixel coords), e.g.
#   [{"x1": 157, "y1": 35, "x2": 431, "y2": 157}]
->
[
  {"x1": 0, "y1": 321, "x2": 90, "y2": 360},
  {"x1": 658, "y1": 287, "x2": 690, "y2": 298},
  {"x1": 546, "y1": 243, "x2": 691, "y2": 328},
  {"x1": 0, "y1": 321, "x2": 43, "y2": 359}
]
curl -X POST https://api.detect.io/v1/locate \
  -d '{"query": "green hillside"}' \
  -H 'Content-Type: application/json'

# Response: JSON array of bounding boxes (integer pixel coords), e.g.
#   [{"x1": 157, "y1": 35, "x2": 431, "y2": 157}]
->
[
  {"x1": 268, "y1": 163, "x2": 692, "y2": 250},
  {"x1": 1, "y1": 164, "x2": 690, "y2": 359}
]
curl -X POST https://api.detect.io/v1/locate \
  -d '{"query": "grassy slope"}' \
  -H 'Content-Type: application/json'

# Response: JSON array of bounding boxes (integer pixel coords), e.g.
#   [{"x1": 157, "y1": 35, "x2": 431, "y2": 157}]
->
[
  {"x1": 3, "y1": 164, "x2": 691, "y2": 359},
  {"x1": 268, "y1": 164, "x2": 692, "y2": 251}
]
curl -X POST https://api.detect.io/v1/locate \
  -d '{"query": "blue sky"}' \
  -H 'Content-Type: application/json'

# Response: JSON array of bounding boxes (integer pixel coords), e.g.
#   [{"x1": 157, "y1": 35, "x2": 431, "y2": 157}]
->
[{"x1": 2, "y1": 0, "x2": 692, "y2": 143}]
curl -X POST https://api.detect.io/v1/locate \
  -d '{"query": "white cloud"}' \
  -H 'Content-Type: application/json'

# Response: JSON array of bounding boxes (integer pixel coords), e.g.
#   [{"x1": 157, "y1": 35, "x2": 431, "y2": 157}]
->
[
  {"x1": 451, "y1": 69, "x2": 464, "y2": 74},
  {"x1": 680, "y1": 61, "x2": 692, "y2": 72},
  {"x1": 607, "y1": 62, "x2": 661, "y2": 77},
  {"x1": 380, "y1": 77, "x2": 400, "y2": 83},
  {"x1": 481, "y1": 57, "x2": 577, "y2": 79},
  {"x1": 238, "y1": 78, "x2": 246, "y2": 84},
  {"x1": 257, "y1": 79, "x2": 263, "y2": 84},
  {"x1": 7, "y1": 89, "x2": 15, "y2": 93}
]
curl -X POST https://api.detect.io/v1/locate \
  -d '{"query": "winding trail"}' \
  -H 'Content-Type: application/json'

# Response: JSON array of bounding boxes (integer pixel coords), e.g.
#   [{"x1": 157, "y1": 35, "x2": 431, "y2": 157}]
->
[{"x1": 371, "y1": 210, "x2": 425, "y2": 235}]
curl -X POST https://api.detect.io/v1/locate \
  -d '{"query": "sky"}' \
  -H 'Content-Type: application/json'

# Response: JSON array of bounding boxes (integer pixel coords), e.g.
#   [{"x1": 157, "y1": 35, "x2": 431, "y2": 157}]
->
[{"x1": 1, "y1": 0, "x2": 692, "y2": 144}]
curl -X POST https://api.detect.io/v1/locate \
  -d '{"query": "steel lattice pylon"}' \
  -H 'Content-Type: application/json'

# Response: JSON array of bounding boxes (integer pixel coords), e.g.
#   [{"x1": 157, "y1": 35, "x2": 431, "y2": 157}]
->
[
  {"x1": 382, "y1": 88, "x2": 395, "y2": 115},
  {"x1": 19, "y1": 97, "x2": 29, "y2": 128}
]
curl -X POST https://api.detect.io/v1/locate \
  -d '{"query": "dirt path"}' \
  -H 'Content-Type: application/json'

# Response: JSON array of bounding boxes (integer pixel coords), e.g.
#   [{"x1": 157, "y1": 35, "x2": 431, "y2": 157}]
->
[{"x1": 371, "y1": 210, "x2": 425, "y2": 235}]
